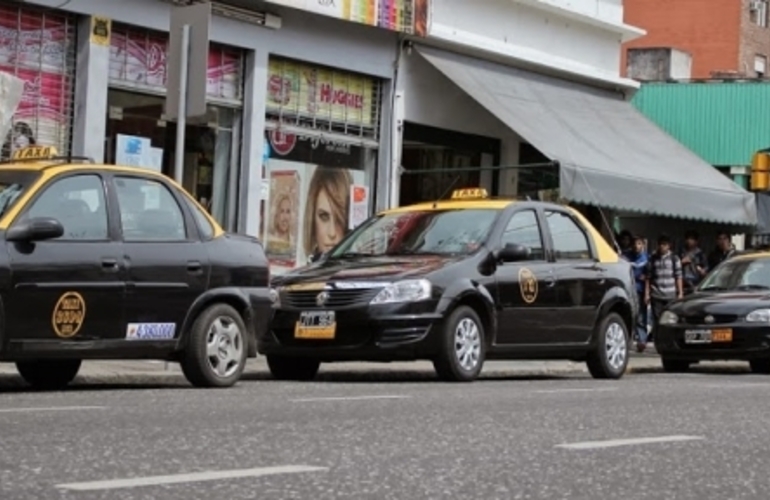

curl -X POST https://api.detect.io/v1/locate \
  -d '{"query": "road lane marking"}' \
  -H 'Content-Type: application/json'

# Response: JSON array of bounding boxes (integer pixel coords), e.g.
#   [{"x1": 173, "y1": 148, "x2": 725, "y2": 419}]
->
[
  {"x1": 533, "y1": 388, "x2": 618, "y2": 394},
  {"x1": 291, "y1": 395, "x2": 410, "y2": 403},
  {"x1": 0, "y1": 406, "x2": 106, "y2": 414},
  {"x1": 703, "y1": 383, "x2": 770, "y2": 389},
  {"x1": 556, "y1": 435, "x2": 704, "y2": 450},
  {"x1": 56, "y1": 465, "x2": 329, "y2": 491}
]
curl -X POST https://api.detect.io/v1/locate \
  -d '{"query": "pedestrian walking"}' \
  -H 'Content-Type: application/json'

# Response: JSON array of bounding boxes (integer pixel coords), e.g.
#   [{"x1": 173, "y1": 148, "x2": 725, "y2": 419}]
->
[
  {"x1": 680, "y1": 230, "x2": 707, "y2": 295},
  {"x1": 645, "y1": 234, "x2": 683, "y2": 347},
  {"x1": 707, "y1": 230, "x2": 736, "y2": 270},
  {"x1": 628, "y1": 235, "x2": 649, "y2": 351}
]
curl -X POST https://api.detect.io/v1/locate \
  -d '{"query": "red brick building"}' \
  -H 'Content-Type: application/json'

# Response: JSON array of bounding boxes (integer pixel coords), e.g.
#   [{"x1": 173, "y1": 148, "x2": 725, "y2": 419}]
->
[{"x1": 622, "y1": 0, "x2": 770, "y2": 79}]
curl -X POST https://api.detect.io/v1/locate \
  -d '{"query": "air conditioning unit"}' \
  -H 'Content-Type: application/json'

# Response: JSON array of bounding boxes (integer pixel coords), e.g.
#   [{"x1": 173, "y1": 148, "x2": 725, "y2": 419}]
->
[{"x1": 161, "y1": 0, "x2": 282, "y2": 29}]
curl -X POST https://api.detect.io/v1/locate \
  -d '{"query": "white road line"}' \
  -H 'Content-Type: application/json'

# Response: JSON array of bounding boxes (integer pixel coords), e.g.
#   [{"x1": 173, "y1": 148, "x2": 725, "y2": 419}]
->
[
  {"x1": 533, "y1": 388, "x2": 618, "y2": 394},
  {"x1": 56, "y1": 465, "x2": 329, "y2": 491},
  {"x1": 702, "y1": 383, "x2": 770, "y2": 389},
  {"x1": 291, "y1": 395, "x2": 411, "y2": 403},
  {"x1": 0, "y1": 406, "x2": 106, "y2": 414},
  {"x1": 556, "y1": 435, "x2": 704, "y2": 450}
]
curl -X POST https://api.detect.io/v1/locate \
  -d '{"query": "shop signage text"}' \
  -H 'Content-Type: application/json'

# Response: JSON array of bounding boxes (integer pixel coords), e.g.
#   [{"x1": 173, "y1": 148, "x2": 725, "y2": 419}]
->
[
  {"x1": 266, "y1": 59, "x2": 375, "y2": 128},
  {"x1": 262, "y1": 0, "x2": 428, "y2": 36},
  {"x1": 268, "y1": 129, "x2": 352, "y2": 157}
]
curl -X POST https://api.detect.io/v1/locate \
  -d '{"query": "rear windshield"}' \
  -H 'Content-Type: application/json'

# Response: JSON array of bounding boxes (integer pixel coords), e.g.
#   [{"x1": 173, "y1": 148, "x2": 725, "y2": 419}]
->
[{"x1": 0, "y1": 170, "x2": 40, "y2": 220}]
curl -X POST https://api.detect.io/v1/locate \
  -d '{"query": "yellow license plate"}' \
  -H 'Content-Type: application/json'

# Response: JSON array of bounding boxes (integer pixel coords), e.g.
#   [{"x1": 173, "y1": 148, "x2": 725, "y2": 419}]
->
[
  {"x1": 712, "y1": 328, "x2": 733, "y2": 343},
  {"x1": 294, "y1": 311, "x2": 336, "y2": 339}
]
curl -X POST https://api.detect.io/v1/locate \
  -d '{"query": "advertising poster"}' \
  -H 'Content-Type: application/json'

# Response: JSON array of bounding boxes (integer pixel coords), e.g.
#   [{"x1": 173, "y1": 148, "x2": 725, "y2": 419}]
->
[
  {"x1": 263, "y1": 130, "x2": 368, "y2": 275},
  {"x1": 0, "y1": 6, "x2": 72, "y2": 158}
]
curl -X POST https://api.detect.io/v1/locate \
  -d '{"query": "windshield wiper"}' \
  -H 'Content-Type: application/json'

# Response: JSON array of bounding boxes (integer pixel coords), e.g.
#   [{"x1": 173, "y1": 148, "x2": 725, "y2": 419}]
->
[
  {"x1": 735, "y1": 284, "x2": 770, "y2": 291},
  {"x1": 332, "y1": 252, "x2": 375, "y2": 259},
  {"x1": 699, "y1": 285, "x2": 726, "y2": 291}
]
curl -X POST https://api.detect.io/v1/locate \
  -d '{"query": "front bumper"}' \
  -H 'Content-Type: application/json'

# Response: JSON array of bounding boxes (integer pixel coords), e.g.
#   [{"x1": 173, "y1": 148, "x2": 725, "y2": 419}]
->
[
  {"x1": 656, "y1": 323, "x2": 770, "y2": 361},
  {"x1": 257, "y1": 300, "x2": 444, "y2": 361}
]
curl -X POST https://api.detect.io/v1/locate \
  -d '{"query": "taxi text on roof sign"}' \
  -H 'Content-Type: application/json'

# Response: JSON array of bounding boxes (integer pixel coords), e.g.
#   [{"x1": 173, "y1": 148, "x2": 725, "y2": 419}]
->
[
  {"x1": 11, "y1": 145, "x2": 58, "y2": 160},
  {"x1": 450, "y1": 188, "x2": 489, "y2": 200}
]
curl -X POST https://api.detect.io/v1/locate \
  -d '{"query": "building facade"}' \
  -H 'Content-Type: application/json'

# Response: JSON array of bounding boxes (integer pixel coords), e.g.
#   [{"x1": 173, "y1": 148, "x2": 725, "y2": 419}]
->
[
  {"x1": 9, "y1": 0, "x2": 759, "y2": 272},
  {"x1": 622, "y1": 0, "x2": 770, "y2": 79}
]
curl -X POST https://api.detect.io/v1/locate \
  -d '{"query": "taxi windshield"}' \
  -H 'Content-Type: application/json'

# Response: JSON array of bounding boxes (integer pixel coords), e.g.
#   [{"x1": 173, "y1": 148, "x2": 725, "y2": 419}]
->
[
  {"x1": 0, "y1": 170, "x2": 39, "y2": 219},
  {"x1": 698, "y1": 257, "x2": 770, "y2": 292},
  {"x1": 329, "y1": 209, "x2": 500, "y2": 258}
]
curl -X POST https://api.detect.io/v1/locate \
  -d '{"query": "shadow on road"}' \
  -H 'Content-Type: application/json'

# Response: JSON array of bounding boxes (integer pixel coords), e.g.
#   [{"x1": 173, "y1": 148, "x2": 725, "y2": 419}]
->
[
  {"x1": 241, "y1": 370, "x2": 572, "y2": 384},
  {"x1": 0, "y1": 374, "x2": 192, "y2": 393}
]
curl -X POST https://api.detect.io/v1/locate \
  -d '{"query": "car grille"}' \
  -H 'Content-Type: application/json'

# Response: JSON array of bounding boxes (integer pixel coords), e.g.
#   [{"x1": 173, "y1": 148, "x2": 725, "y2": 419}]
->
[
  {"x1": 682, "y1": 314, "x2": 739, "y2": 325},
  {"x1": 281, "y1": 288, "x2": 381, "y2": 309}
]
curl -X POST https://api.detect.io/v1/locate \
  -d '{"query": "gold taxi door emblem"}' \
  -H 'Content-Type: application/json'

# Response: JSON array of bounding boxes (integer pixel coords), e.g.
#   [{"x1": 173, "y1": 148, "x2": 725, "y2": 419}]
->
[{"x1": 518, "y1": 267, "x2": 539, "y2": 304}]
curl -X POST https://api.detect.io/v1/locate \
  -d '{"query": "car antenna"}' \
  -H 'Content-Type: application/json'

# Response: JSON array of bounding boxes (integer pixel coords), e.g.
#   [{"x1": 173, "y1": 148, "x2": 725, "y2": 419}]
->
[{"x1": 433, "y1": 175, "x2": 462, "y2": 209}]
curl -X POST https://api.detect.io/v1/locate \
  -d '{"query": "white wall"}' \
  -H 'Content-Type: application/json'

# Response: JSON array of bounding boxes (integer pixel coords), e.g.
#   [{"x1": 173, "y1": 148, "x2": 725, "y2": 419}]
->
[{"x1": 427, "y1": 0, "x2": 642, "y2": 89}]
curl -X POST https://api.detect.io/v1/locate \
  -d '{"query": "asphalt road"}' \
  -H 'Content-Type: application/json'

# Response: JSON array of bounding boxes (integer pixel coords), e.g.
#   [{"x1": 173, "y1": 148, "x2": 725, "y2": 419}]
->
[{"x1": 1, "y1": 365, "x2": 769, "y2": 500}]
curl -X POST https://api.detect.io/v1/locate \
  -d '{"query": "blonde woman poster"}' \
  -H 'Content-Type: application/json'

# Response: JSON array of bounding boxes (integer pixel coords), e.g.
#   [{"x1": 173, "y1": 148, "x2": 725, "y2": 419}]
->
[
  {"x1": 264, "y1": 168, "x2": 300, "y2": 268},
  {"x1": 302, "y1": 166, "x2": 365, "y2": 264}
]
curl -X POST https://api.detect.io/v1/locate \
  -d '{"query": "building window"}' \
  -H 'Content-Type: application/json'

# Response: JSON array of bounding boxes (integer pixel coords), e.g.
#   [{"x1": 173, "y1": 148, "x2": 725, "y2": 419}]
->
[
  {"x1": 751, "y1": 0, "x2": 768, "y2": 27},
  {"x1": 756, "y1": 55, "x2": 767, "y2": 77}
]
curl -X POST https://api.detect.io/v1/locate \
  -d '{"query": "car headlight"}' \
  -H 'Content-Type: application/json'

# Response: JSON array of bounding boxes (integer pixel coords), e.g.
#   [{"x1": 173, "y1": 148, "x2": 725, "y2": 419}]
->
[
  {"x1": 746, "y1": 309, "x2": 770, "y2": 322},
  {"x1": 370, "y1": 279, "x2": 432, "y2": 305},
  {"x1": 268, "y1": 288, "x2": 281, "y2": 308},
  {"x1": 659, "y1": 311, "x2": 679, "y2": 325}
]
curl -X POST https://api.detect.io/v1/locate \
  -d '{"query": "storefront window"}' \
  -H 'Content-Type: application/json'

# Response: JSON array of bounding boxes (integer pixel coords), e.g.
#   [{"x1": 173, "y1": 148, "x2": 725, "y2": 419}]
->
[
  {"x1": 105, "y1": 89, "x2": 241, "y2": 231},
  {"x1": 261, "y1": 130, "x2": 376, "y2": 274}
]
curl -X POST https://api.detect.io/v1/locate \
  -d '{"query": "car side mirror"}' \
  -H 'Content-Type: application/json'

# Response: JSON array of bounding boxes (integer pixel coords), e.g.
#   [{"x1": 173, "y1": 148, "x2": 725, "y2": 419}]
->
[
  {"x1": 497, "y1": 243, "x2": 531, "y2": 263},
  {"x1": 6, "y1": 217, "x2": 65, "y2": 242}
]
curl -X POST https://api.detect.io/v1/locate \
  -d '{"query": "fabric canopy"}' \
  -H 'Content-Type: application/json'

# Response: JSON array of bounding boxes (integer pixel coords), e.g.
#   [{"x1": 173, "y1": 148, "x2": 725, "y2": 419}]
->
[{"x1": 416, "y1": 46, "x2": 757, "y2": 227}]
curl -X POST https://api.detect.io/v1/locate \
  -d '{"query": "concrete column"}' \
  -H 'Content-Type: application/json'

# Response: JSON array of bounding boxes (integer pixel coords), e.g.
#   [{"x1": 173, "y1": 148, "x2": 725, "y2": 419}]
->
[
  {"x1": 71, "y1": 15, "x2": 109, "y2": 162},
  {"x1": 375, "y1": 78, "x2": 394, "y2": 212},
  {"x1": 239, "y1": 48, "x2": 268, "y2": 237},
  {"x1": 498, "y1": 135, "x2": 520, "y2": 197}
]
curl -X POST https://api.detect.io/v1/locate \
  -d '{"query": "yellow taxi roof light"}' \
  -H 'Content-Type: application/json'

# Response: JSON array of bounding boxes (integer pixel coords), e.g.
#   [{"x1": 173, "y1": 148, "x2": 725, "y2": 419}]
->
[
  {"x1": 11, "y1": 145, "x2": 59, "y2": 160},
  {"x1": 450, "y1": 188, "x2": 489, "y2": 200}
]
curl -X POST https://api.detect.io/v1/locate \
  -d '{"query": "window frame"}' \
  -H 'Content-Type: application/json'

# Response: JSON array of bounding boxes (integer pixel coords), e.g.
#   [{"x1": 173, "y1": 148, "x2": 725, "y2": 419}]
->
[
  {"x1": 181, "y1": 193, "x2": 216, "y2": 241},
  {"x1": 543, "y1": 209, "x2": 596, "y2": 261},
  {"x1": 10, "y1": 172, "x2": 113, "y2": 243},
  {"x1": 109, "y1": 173, "x2": 202, "y2": 244},
  {"x1": 499, "y1": 208, "x2": 547, "y2": 262}
]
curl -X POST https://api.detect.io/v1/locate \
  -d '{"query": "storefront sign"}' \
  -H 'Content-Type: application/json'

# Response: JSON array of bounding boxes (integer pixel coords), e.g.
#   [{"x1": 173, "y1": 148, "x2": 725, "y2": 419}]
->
[
  {"x1": 267, "y1": 59, "x2": 376, "y2": 128},
  {"x1": 263, "y1": 0, "x2": 429, "y2": 36},
  {"x1": 109, "y1": 29, "x2": 241, "y2": 100},
  {"x1": 0, "y1": 6, "x2": 73, "y2": 158},
  {"x1": 349, "y1": 185, "x2": 369, "y2": 229}
]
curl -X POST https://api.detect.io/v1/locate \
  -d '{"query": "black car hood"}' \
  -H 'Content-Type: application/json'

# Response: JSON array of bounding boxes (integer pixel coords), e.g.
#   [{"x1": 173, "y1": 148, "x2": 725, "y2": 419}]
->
[
  {"x1": 670, "y1": 291, "x2": 770, "y2": 316},
  {"x1": 272, "y1": 255, "x2": 461, "y2": 286}
]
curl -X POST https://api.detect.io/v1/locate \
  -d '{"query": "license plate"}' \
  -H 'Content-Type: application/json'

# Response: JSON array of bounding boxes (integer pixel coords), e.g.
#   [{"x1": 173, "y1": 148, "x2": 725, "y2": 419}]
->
[
  {"x1": 294, "y1": 311, "x2": 336, "y2": 339},
  {"x1": 684, "y1": 328, "x2": 733, "y2": 344}
]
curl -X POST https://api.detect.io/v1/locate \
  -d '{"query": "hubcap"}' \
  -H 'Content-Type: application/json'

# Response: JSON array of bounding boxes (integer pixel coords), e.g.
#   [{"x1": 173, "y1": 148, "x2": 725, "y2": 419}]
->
[
  {"x1": 605, "y1": 322, "x2": 627, "y2": 371},
  {"x1": 205, "y1": 316, "x2": 243, "y2": 378},
  {"x1": 454, "y1": 318, "x2": 481, "y2": 372}
]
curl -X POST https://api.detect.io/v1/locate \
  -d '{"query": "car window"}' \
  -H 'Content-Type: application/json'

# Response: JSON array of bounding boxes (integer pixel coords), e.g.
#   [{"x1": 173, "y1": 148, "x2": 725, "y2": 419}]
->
[
  {"x1": 544, "y1": 210, "x2": 592, "y2": 260},
  {"x1": 182, "y1": 195, "x2": 214, "y2": 240},
  {"x1": 22, "y1": 174, "x2": 108, "y2": 240},
  {"x1": 114, "y1": 177, "x2": 187, "y2": 242},
  {"x1": 501, "y1": 210, "x2": 544, "y2": 260}
]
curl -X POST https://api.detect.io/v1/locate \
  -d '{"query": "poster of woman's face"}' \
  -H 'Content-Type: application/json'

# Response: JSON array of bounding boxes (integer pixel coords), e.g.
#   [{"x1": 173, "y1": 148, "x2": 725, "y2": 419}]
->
[
  {"x1": 413, "y1": 0, "x2": 429, "y2": 37},
  {"x1": 303, "y1": 167, "x2": 354, "y2": 260},
  {"x1": 265, "y1": 169, "x2": 300, "y2": 267},
  {"x1": 1, "y1": 122, "x2": 36, "y2": 159}
]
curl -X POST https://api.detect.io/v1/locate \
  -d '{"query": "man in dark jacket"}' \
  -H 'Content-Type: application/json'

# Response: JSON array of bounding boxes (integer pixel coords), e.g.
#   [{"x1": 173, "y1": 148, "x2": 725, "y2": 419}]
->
[{"x1": 707, "y1": 230, "x2": 736, "y2": 270}]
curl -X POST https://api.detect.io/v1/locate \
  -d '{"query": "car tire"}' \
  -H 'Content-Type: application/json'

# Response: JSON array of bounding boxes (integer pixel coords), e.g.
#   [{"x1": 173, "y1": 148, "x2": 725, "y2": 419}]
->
[
  {"x1": 749, "y1": 358, "x2": 770, "y2": 374},
  {"x1": 16, "y1": 359, "x2": 81, "y2": 390},
  {"x1": 586, "y1": 312, "x2": 629, "y2": 379},
  {"x1": 433, "y1": 306, "x2": 486, "y2": 382},
  {"x1": 180, "y1": 303, "x2": 248, "y2": 388},
  {"x1": 266, "y1": 355, "x2": 320, "y2": 381},
  {"x1": 661, "y1": 357, "x2": 691, "y2": 373}
]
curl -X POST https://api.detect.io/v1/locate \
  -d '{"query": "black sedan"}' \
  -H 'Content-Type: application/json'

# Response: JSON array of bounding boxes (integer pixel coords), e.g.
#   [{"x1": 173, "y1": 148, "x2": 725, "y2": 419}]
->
[{"x1": 655, "y1": 252, "x2": 770, "y2": 373}]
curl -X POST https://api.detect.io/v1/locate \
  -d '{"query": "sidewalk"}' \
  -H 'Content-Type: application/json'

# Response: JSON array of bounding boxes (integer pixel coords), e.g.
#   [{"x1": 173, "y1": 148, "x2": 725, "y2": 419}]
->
[{"x1": 0, "y1": 354, "x2": 754, "y2": 386}]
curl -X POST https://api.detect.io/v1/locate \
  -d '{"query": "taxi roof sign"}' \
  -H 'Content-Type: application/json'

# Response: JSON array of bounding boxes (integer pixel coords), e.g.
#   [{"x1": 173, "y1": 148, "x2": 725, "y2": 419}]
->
[
  {"x1": 451, "y1": 188, "x2": 489, "y2": 200},
  {"x1": 11, "y1": 145, "x2": 58, "y2": 160}
]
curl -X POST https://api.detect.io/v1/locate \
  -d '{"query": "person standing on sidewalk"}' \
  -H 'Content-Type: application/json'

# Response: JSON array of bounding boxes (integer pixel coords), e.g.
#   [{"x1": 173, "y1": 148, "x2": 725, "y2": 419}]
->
[
  {"x1": 645, "y1": 234, "x2": 684, "y2": 347},
  {"x1": 708, "y1": 230, "x2": 736, "y2": 270},
  {"x1": 680, "y1": 230, "x2": 708, "y2": 295},
  {"x1": 628, "y1": 235, "x2": 649, "y2": 351}
]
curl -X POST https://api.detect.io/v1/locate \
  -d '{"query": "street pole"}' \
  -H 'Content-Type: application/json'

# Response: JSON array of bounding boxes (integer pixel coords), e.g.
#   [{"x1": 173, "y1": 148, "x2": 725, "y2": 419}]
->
[{"x1": 173, "y1": 23, "x2": 190, "y2": 184}]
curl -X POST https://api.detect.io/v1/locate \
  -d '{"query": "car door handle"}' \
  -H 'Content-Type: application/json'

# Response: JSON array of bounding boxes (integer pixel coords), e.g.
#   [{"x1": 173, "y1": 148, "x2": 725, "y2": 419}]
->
[
  {"x1": 187, "y1": 261, "x2": 203, "y2": 273},
  {"x1": 101, "y1": 258, "x2": 118, "y2": 272}
]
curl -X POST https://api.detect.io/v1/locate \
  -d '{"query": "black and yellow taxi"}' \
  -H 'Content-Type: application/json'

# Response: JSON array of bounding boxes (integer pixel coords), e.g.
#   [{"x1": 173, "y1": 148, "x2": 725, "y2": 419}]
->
[
  {"x1": 656, "y1": 250, "x2": 770, "y2": 373},
  {"x1": 0, "y1": 145, "x2": 271, "y2": 389},
  {"x1": 261, "y1": 188, "x2": 638, "y2": 382}
]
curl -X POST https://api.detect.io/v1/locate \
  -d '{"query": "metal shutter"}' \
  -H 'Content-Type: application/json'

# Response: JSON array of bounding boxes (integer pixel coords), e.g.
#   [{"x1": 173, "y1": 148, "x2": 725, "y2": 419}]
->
[
  {"x1": 0, "y1": 2, "x2": 76, "y2": 159},
  {"x1": 109, "y1": 23, "x2": 244, "y2": 106},
  {"x1": 265, "y1": 57, "x2": 382, "y2": 144}
]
